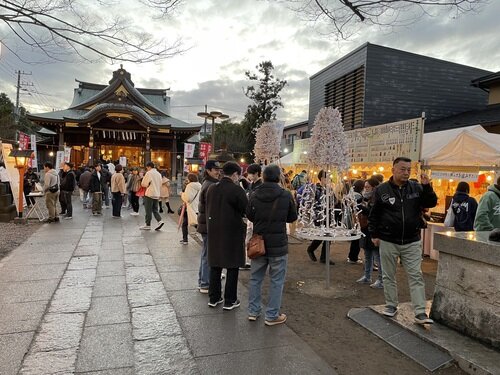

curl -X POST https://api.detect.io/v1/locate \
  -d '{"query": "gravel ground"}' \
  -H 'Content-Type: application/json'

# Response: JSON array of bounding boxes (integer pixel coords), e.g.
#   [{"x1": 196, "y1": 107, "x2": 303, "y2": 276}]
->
[{"x1": 0, "y1": 220, "x2": 43, "y2": 260}]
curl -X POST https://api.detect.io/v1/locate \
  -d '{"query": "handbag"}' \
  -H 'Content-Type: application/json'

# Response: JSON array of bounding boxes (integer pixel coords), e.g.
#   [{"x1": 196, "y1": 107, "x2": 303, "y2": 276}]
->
[
  {"x1": 48, "y1": 175, "x2": 59, "y2": 193},
  {"x1": 444, "y1": 200, "x2": 455, "y2": 227},
  {"x1": 247, "y1": 192, "x2": 282, "y2": 259},
  {"x1": 136, "y1": 186, "x2": 146, "y2": 197}
]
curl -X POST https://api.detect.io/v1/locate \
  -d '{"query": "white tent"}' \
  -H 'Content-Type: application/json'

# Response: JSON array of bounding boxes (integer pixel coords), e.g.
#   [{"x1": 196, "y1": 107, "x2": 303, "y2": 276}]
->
[
  {"x1": 422, "y1": 125, "x2": 500, "y2": 167},
  {"x1": 278, "y1": 152, "x2": 294, "y2": 166}
]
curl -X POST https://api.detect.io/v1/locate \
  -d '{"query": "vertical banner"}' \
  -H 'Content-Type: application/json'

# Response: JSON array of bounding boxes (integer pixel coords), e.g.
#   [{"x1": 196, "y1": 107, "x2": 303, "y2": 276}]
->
[
  {"x1": 18, "y1": 132, "x2": 30, "y2": 150},
  {"x1": 56, "y1": 151, "x2": 65, "y2": 169},
  {"x1": 119, "y1": 156, "x2": 127, "y2": 167},
  {"x1": 1, "y1": 142, "x2": 21, "y2": 211},
  {"x1": 30, "y1": 135, "x2": 38, "y2": 170},
  {"x1": 64, "y1": 146, "x2": 71, "y2": 163},
  {"x1": 199, "y1": 142, "x2": 212, "y2": 165},
  {"x1": 183, "y1": 143, "x2": 195, "y2": 158}
]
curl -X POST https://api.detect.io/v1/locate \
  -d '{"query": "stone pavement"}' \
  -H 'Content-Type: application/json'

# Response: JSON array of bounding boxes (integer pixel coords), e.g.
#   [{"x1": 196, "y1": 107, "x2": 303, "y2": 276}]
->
[{"x1": 0, "y1": 202, "x2": 335, "y2": 375}]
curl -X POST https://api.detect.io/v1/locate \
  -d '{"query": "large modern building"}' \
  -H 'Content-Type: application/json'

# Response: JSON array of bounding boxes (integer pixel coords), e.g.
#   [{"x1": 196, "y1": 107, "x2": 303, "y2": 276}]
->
[
  {"x1": 28, "y1": 66, "x2": 201, "y2": 175},
  {"x1": 308, "y1": 43, "x2": 492, "y2": 131}
]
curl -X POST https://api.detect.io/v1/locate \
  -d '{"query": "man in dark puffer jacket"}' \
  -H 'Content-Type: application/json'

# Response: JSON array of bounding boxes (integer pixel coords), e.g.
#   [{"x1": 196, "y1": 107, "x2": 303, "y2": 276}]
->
[{"x1": 246, "y1": 164, "x2": 297, "y2": 326}]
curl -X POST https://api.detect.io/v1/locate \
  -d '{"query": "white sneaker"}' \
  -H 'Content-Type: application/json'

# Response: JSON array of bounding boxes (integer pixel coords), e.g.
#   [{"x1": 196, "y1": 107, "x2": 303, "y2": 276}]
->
[
  {"x1": 155, "y1": 221, "x2": 164, "y2": 231},
  {"x1": 130, "y1": 212, "x2": 139, "y2": 216},
  {"x1": 139, "y1": 225, "x2": 151, "y2": 230}
]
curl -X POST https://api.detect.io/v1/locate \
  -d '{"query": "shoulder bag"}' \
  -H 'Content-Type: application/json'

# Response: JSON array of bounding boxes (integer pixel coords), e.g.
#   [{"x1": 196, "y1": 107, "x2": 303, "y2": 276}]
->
[{"x1": 247, "y1": 192, "x2": 282, "y2": 259}]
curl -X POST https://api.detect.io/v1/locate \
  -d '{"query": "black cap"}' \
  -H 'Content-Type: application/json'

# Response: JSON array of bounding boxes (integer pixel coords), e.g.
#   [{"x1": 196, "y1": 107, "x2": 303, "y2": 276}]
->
[
  {"x1": 205, "y1": 160, "x2": 222, "y2": 170},
  {"x1": 222, "y1": 161, "x2": 241, "y2": 176}
]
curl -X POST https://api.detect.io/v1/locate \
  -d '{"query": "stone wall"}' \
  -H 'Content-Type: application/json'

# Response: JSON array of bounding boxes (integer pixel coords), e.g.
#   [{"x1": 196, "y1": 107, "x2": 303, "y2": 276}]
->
[{"x1": 431, "y1": 232, "x2": 500, "y2": 350}]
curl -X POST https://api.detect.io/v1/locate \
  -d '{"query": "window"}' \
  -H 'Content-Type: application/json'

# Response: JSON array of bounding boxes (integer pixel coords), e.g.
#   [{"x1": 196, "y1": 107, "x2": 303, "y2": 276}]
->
[{"x1": 324, "y1": 66, "x2": 365, "y2": 129}]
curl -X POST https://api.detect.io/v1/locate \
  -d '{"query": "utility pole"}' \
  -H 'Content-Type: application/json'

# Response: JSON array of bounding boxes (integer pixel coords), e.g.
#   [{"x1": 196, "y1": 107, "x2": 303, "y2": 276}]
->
[{"x1": 14, "y1": 70, "x2": 32, "y2": 121}]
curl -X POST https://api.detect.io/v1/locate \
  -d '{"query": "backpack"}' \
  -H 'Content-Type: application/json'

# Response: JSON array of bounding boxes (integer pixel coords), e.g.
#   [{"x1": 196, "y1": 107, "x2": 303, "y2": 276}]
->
[{"x1": 291, "y1": 174, "x2": 302, "y2": 190}]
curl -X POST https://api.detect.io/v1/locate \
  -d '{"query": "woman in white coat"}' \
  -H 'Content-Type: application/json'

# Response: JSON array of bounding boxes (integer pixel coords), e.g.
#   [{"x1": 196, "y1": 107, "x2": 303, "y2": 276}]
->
[
  {"x1": 159, "y1": 170, "x2": 174, "y2": 213},
  {"x1": 180, "y1": 173, "x2": 202, "y2": 244}
]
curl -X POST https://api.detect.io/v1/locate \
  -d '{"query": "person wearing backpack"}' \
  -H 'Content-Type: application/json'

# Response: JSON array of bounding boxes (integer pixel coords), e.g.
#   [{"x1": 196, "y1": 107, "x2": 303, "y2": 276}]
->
[
  {"x1": 474, "y1": 175, "x2": 500, "y2": 231},
  {"x1": 291, "y1": 170, "x2": 307, "y2": 190},
  {"x1": 444, "y1": 181, "x2": 478, "y2": 232}
]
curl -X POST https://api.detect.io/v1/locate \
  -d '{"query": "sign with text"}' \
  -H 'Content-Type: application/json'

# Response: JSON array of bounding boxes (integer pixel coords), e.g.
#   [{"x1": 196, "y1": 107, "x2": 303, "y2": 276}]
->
[
  {"x1": 431, "y1": 171, "x2": 478, "y2": 182},
  {"x1": 64, "y1": 146, "x2": 71, "y2": 163},
  {"x1": 345, "y1": 117, "x2": 424, "y2": 164},
  {"x1": 18, "y1": 131, "x2": 30, "y2": 150},
  {"x1": 199, "y1": 142, "x2": 212, "y2": 165},
  {"x1": 30, "y1": 135, "x2": 38, "y2": 170},
  {"x1": 119, "y1": 156, "x2": 127, "y2": 167},
  {"x1": 0, "y1": 142, "x2": 21, "y2": 210},
  {"x1": 56, "y1": 151, "x2": 65, "y2": 169},
  {"x1": 183, "y1": 143, "x2": 195, "y2": 159}
]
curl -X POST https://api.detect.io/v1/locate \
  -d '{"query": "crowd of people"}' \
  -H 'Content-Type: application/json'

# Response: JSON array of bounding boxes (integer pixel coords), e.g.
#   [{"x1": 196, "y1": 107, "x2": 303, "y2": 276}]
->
[{"x1": 8, "y1": 155, "x2": 499, "y2": 327}]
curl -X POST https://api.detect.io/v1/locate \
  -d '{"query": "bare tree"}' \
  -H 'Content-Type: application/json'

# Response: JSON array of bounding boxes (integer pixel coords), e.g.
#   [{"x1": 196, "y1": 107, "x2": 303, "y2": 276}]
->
[
  {"x1": 0, "y1": 0, "x2": 184, "y2": 63},
  {"x1": 280, "y1": 0, "x2": 484, "y2": 39}
]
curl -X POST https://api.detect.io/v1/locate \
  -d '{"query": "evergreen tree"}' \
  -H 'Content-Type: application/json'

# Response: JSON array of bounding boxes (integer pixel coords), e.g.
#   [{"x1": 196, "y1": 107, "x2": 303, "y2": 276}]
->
[{"x1": 0, "y1": 93, "x2": 39, "y2": 142}]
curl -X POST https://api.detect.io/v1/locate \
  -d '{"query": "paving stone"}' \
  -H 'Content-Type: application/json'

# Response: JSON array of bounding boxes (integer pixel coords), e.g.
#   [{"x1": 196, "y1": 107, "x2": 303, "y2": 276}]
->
[
  {"x1": 86, "y1": 296, "x2": 130, "y2": 326},
  {"x1": 154, "y1": 256, "x2": 200, "y2": 272},
  {"x1": 78, "y1": 238, "x2": 102, "y2": 247},
  {"x1": 125, "y1": 266, "x2": 161, "y2": 284},
  {"x1": 75, "y1": 367, "x2": 134, "y2": 374},
  {"x1": 60, "y1": 269, "x2": 96, "y2": 288},
  {"x1": 93, "y1": 276, "x2": 127, "y2": 297},
  {"x1": 134, "y1": 335, "x2": 198, "y2": 375},
  {"x1": 74, "y1": 246, "x2": 101, "y2": 257},
  {"x1": 7, "y1": 252, "x2": 73, "y2": 265},
  {"x1": 0, "y1": 332, "x2": 34, "y2": 375},
  {"x1": 99, "y1": 250, "x2": 124, "y2": 262},
  {"x1": 97, "y1": 261, "x2": 125, "y2": 277},
  {"x1": 20, "y1": 347, "x2": 78, "y2": 374},
  {"x1": 122, "y1": 237, "x2": 145, "y2": 245},
  {"x1": 50, "y1": 287, "x2": 93, "y2": 313},
  {"x1": 0, "y1": 301, "x2": 48, "y2": 323},
  {"x1": 168, "y1": 290, "x2": 225, "y2": 318},
  {"x1": 197, "y1": 345, "x2": 335, "y2": 375},
  {"x1": 160, "y1": 271, "x2": 198, "y2": 291},
  {"x1": 68, "y1": 256, "x2": 99, "y2": 270},
  {"x1": 0, "y1": 263, "x2": 66, "y2": 282},
  {"x1": 180, "y1": 314, "x2": 296, "y2": 357},
  {"x1": 101, "y1": 243, "x2": 124, "y2": 251},
  {"x1": 0, "y1": 319, "x2": 40, "y2": 335},
  {"x1": 31, "y1": 313, "x2": 85, "y2": 352},
  {"x1": 132, "y1": 304, "x2": 181, "y2": 340},
  {"x1": 124, "y1": 254, "x2": 154, "y2": 267},
  {"x1": 0, "y1": 279, "x2": 59, "y2": 303},
  {"x1": 123, "y1": 244, "x2": 150, "y2": 254},
  {"x1": 128, "y1": 282, "x2": 169, "y2": 308},
  {"x1": 76, "y1": 324, "x2": 134, "y2": 372}
]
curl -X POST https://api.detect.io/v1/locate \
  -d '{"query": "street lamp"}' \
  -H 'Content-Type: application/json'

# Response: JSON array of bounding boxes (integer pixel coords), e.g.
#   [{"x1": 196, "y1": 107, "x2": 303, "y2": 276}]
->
[
  {"x1": 197, "y1": 110, "x2": 229, "y2": 156},
  {"x1": 8, "y1": 149, "x2": 33, "y2": 220}
]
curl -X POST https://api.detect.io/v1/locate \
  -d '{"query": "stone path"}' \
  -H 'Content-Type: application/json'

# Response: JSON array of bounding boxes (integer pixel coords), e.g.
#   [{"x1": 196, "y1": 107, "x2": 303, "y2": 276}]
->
[{"x1": 0, "y1": 203, "x2": 334, "y2": 374}]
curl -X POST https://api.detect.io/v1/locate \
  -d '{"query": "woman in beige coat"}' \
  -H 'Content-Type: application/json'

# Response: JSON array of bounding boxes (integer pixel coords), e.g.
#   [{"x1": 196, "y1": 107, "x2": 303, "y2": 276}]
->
[
  {"x1": 160, "y1": 170, "x2": 174, "y2": 213},
  {"x1": 180, "y1": 173, "x2": 202, "y2": 242}
]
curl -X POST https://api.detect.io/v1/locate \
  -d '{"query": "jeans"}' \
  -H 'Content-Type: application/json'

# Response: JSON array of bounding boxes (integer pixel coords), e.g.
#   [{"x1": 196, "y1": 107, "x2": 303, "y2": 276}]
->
[
  {"x1": 112, "y1": 192, "x2": 122, "y2": 217},
  {"x1": 45, "y1": 191, "x2": 58, "y2": 219},
  {"x1": 209, "y1": 267, "x2": 239, "y2": 304},
  {"x1": 130, "y1": 193, "x2": 139, "y2": 213},
  {"x1": 103, "y1": 184, "x2": 110, "y2": 207},
  {"x1": 363, "y1": 241, "x2": 382, "y2": 282},
  {"x1": 248, "y1": 254, "x2": 288, "y2": 320},
  {"x1": 60, "y1": 190, "x2": 73, "y2": 217},
  {"x1": 380, "y1": 240, "x2": 426, "y2": 315},
  {"x1": 348, "y1": 239, "x2": 361, "y2": 261},
  {"x1": 143, "y1": 196, "x2": 161, "y2": 226},
  {"x1": 198, "y1": 234, "x2": 210, "y2": 288}
]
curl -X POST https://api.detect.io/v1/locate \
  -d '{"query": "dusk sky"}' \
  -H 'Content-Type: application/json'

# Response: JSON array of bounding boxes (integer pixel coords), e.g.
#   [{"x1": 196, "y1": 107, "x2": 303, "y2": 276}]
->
[{"x1": 1, "y1": 0, "x2": 499, "y2": 126}]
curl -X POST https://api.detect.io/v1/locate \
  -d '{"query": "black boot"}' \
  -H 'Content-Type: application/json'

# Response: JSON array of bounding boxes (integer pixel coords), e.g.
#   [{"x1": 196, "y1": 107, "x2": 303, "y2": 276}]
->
[
  {"x1": 166, "y1": 202, "x2": 174, "y2": 214},
  {"x1": 159, "y1": 201, "x2": 163, "y2": 213},
  {"x1": 307, "y1": 248, "x2": 317, "y2": 262}
]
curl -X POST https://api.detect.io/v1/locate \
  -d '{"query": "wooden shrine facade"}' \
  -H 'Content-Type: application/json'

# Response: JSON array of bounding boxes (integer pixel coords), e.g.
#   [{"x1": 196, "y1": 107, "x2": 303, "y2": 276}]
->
[{"x1": 28, "y1": 66, "x2": 201, "y2": 174}]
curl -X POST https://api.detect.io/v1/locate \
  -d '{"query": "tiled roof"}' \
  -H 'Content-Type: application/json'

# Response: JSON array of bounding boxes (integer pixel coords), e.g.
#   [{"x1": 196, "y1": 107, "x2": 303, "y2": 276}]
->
[{"x1": 425, "y1": 104, "x2": 500, "y2": 133}]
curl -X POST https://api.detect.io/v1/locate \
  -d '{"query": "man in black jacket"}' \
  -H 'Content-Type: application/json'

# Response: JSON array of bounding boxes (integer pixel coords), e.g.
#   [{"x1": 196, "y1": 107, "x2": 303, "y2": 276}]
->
[
  {"x1": 246, "y1": 164, "x2": 298, "y2": 326},
  {"x1": 368, "y1": 157, "x2": 437, "y2": 324},
  {"x1": 90, "y1": 163, "x2": 106, "y2": 215},
  {"x1": 59, "y1": 162, "x2": 76, "y2": 219},
  {"x1": 196, "y1": 160, "x2": 221, "y2": 294}
]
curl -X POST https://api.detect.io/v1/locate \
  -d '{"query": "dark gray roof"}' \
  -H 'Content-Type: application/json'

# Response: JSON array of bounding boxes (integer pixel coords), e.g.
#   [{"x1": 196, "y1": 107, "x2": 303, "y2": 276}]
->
[
  {"x1": 425, "y1": 104, "x2": 500, "y2": 133},
  {"x1": 471, "y1": 71, "x2": 500, "y2": 90}
]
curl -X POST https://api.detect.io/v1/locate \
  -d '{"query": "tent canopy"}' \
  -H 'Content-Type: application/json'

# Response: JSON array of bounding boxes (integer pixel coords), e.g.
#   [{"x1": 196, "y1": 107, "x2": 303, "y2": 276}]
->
[{"x1": 422, "y1": 125, "x2": 500, "y2": 167}]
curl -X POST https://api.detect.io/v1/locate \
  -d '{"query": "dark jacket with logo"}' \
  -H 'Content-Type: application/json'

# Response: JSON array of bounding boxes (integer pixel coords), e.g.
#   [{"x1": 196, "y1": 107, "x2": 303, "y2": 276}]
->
[
  {"x1": 247, "y1": 183, "x2": 298, "y2": 257},
  {"x1": 451, "y1": 192, "x2": 478, "y2": 232},
  {"x1": 368, "y1": 178, "x2": 437, "y2": 245},
  {"x1": 197, "y1": 174, "x2": 219, "y2": 235}
]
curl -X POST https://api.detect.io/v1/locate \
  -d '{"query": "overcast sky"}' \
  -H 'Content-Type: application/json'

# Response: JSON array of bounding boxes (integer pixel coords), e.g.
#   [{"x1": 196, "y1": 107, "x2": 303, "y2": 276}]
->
[{"x1": 1, "y1": 0, "x2": 499, "y2": 126}]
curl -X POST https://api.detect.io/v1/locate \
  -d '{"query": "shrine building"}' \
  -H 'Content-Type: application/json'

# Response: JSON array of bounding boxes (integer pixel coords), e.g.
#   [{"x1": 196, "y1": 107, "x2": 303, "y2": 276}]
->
[{"x1": 28, "y1": 66, "x2": 201, "y2": 175}]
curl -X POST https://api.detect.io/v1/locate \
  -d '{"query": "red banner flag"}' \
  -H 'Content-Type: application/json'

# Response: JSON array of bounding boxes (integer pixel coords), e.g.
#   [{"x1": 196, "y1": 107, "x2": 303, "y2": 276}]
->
[{"x1": 199, "y1": 142, "x2": 212, "y2": 165}]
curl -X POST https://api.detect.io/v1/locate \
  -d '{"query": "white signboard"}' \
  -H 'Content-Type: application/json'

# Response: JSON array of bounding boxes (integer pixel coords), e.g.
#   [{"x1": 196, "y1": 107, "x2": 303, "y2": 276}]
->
[
  {"x1": 345, "y1": 117, "x2": 424, "y2": 163},
  {"x1": 183, "y1": 143, "x2": 195, "y2": 159},
  {"x1": 0, "y1": 142, "x2": 21, "y2": 211},
  {"x1": 56, "y1": 151, "x2": 65, "y2": 169},
  {"x1": 64, "y1": 147, "x2": 71, "y2": 163},
  {"x1": 119, "y1": 156, "x2": 127, "y2": 167},
  {"x1": 431, "y1": 171, "x2": 478, "y2": 182},
  {"x1": 30, "y1": 135, "x2": 38, "y2": 170}
]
